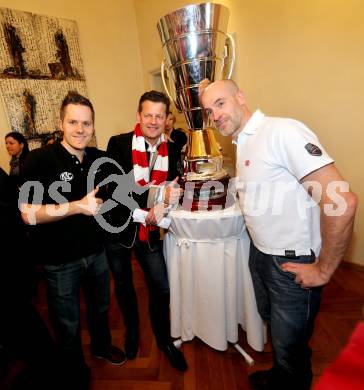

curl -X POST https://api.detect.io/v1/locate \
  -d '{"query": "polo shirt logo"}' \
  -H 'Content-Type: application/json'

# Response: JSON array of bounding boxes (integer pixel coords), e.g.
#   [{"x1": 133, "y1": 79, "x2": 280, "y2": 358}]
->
[
  {"x1": 305, "y1": 143, "x2": 322, "y2": 156},
  {"x1": 60, "y1": 171, "x2": 74, "y2": 181},
  {"x1": 245, "y1": 160, "x2": 251, "y2": 166}
]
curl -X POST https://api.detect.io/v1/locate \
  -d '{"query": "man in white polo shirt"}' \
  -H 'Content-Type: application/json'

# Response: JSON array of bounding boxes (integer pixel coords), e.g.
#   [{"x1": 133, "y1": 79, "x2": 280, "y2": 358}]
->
[{"x1": 200, "y1": 79, "x2": 358, "y2": 390}]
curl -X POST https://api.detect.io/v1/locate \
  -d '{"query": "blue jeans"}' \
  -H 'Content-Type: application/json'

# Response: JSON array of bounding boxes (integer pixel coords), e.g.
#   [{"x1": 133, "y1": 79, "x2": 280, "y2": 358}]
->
[
  {"x1": 105, "y1": 237, "x2": 171, "y2": 347},
  {"x1": 43, "y1": 249, "x2": 111, "y2": 369},
  {"x1": 249, "y1": 243, "x2": 322, "y2": 389}
]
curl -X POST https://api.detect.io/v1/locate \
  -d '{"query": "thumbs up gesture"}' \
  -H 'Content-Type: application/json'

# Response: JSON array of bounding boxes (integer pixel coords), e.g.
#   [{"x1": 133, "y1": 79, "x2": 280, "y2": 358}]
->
[
  {"x1": 163, "y1": 177, "x2": 183, "y2": 205},
  {"x1": 77, "y1": 187, "x2": 103, "y2": 216}
]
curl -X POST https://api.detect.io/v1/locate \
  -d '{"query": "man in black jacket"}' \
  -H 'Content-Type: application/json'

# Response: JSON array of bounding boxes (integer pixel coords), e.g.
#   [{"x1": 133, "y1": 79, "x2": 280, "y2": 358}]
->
[
  {"x1": 0, "y1": 168, "x2": 58, "y2": 389},
  {"x1": 105, "y1": 90, "x2": 187, "y2": 371}
]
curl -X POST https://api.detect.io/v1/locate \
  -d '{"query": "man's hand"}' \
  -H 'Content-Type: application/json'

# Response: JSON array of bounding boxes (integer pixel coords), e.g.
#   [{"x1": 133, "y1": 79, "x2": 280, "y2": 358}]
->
[
  {"x1": 281, "y1": 260, "x2": 330, "y2": 288},
  {"x1": 76, "y1": 187, "x2": 103, "y2": 216},
  {"x1": 145, "y1": 203, "x2": 167, "y2": 226},
  {"x1": 163, "y1": 177, "x2": 183, "y2": 205},
  {"x1": 20, "y1": 186, "x2": 104, "y2": 225}
]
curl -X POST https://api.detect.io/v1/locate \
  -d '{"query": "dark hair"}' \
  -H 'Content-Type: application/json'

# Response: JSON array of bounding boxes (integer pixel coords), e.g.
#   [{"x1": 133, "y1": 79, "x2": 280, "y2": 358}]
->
[
  {"x1": 138, "y1": 90, "x2": 170, "y2": 114},
  {"x1": 60, "y1": 91, "x2": 95, "y2": 123},
  {"x1": 167, "y1": 111, "x2": 176, "y2": 119},
  {"x1": 5, "y1": 131, "x2": 29, "y2": 162}
]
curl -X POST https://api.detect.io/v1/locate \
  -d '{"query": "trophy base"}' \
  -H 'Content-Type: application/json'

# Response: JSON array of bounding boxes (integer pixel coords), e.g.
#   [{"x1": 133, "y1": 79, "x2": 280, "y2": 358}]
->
[{"x1": 178, "y1": 175, "x2": 234, "y2": 212}]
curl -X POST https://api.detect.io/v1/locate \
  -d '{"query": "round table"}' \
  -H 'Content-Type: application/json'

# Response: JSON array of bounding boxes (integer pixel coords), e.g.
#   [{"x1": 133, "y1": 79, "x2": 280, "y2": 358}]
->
[{"x1": 163, "y1": 203, "x2": 265, "y2": 352}]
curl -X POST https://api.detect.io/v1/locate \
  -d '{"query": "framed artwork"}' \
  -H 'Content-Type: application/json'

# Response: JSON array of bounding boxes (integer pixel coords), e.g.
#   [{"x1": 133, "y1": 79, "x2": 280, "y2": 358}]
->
[{"x1": 0, "y1": 7, "x2": 92, "y2": 149}]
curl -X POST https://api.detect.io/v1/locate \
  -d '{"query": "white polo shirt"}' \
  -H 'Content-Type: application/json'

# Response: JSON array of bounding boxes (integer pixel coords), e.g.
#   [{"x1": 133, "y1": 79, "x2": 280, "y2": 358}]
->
[{"x1": 234, "y1": 110, "x2": 334, "y2": 256}]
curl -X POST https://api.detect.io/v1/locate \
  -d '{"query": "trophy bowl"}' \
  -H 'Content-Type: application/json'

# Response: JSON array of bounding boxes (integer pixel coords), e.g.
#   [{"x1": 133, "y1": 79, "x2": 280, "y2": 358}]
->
[{"x1": 157, "y1": 2, "x2": 235, "y2": 211}]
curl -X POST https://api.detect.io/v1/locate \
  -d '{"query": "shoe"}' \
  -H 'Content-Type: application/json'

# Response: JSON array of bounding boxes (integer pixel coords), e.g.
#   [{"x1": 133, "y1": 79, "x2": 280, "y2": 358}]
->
[
  {"x1": 161, "y1": 342, "x2": 188, "y2": 372},
  {"x1": 249, "y1": 368, "x2": 304, "y2": 390},
  {"x1": 125, "y1": 330, "x2": 139, "y2": 360},
  {"x1": 249, "y1": 369, "x2": 273, "y2": 390},
  {"x1": 92, "y1": 345, "x2": 127, "y2": 366}
]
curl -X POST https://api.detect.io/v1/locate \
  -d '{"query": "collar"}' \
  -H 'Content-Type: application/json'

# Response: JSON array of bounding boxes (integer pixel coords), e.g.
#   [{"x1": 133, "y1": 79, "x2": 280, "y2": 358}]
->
[
  {"x1": 145, "y1": 135, "x2": 164, "y2": 153},
  {"x1": 57, "y1": 141, "x2": 87, "y2": 163},
  {"x1": 233, "y1": 109, "x2": 265, "y2": 145},
  {"x1": 10, "y1": 156, "x2": 19, "y2": 163}
]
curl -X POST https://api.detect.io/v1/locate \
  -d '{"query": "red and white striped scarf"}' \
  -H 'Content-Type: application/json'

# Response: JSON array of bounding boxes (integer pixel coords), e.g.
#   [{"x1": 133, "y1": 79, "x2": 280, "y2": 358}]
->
[{"x1": 132, "y1": 123, "x2": 168, "y2": 241}]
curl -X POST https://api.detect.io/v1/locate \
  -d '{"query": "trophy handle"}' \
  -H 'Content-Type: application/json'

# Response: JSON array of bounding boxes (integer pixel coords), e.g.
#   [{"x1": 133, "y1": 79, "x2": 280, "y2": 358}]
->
[
  {"x1": 223, "y1": 33, "x2": 236, "y2": 79},
  {"x1": 161, "y1": 59, "x2": 182, "y2": 112}
]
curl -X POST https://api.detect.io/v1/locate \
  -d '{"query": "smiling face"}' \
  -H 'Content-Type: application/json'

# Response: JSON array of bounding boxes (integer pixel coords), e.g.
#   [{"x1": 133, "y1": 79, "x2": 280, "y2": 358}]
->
[
  {"x1": 59, "y1": 103, "x2": 94, "y2": 158},
  {"x1": 137, "y1": 100, "x2": 167, "y2": 145},
  {"x1": 6, "y1": 136, "x2": 24, "y2": 157},
  {"x1": 201, "y1": 80, "x2": 249, "y2": 139}
]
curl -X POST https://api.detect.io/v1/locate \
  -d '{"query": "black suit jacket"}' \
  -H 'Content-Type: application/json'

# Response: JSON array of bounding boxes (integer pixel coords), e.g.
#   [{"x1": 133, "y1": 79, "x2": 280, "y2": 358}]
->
[
  {"x1": 105, "y1": 131, "x2": 182, "y2": 246},
  {"x1": 171, "y1": 128, "x2": 188, "y2": 150}
]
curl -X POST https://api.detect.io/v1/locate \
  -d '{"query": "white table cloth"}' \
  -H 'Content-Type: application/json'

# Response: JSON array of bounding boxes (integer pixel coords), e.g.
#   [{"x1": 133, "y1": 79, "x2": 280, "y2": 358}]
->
[{"x1": 163, "y1": 203, "x2": 265, "y2": 351}]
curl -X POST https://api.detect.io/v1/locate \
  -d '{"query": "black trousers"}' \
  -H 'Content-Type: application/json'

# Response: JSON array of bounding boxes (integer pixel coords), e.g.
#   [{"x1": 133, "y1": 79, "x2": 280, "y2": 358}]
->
[{"x1": 105, "y1": 237, "x2": 171, "y2": 347}]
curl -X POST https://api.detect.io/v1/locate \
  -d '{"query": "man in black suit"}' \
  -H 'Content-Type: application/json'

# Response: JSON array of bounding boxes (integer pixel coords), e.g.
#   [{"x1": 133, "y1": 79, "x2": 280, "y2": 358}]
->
[{"x1": 105, "y1": 90, "x2": 187, "y2": 372}]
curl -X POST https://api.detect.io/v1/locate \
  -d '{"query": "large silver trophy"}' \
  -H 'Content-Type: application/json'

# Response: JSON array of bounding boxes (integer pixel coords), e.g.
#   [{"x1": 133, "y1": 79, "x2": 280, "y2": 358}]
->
[{"x1": 157, "y1": 2, "x2": 235, "y2": 211}]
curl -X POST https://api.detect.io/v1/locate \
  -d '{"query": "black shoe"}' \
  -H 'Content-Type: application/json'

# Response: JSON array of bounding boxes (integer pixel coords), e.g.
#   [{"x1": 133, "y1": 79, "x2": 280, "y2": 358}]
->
[
  {"x1": 92, "y1": 345, "x2": 127, "y2": 366},
  {"x1": 161, "y1": 342, "x2": 188, "y2": 372},
  {"x1": 125, "y1": 330, "x2": 139, "y2": 360},
  {"x1": 249, "y1": 368, "x2": 306, "y2": 390},
  {"x1": 249, "y1": 369, "x2": 274, "y2": 390}
]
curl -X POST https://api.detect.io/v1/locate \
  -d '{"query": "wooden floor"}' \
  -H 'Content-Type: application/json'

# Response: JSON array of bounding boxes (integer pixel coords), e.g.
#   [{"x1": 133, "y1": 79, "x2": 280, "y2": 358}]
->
[{"x1": 30, "y1": 261, "x2": 364, "y2": 389}]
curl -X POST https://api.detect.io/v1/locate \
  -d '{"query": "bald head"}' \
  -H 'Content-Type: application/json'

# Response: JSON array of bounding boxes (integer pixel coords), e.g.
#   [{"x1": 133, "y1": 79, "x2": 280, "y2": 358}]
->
[
  {"x1": 209, "y1": 79, "x2": 239, "y2": 94},
  {"x1": 199, "y1": 79, "x2": 239, "y2": 102},
  {"x1": 200, "y1": 79, "x2": 250, "y2": 138}
]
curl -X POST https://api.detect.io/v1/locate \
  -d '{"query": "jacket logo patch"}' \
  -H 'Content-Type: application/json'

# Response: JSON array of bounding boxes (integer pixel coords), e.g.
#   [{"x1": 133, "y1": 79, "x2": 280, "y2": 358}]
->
[
  {"x1": 305, "y1": 143, "x2": 322, "y2": 156},
  {"x1": 60, "y1": 171, "x2": 74, "y2": 181}
]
